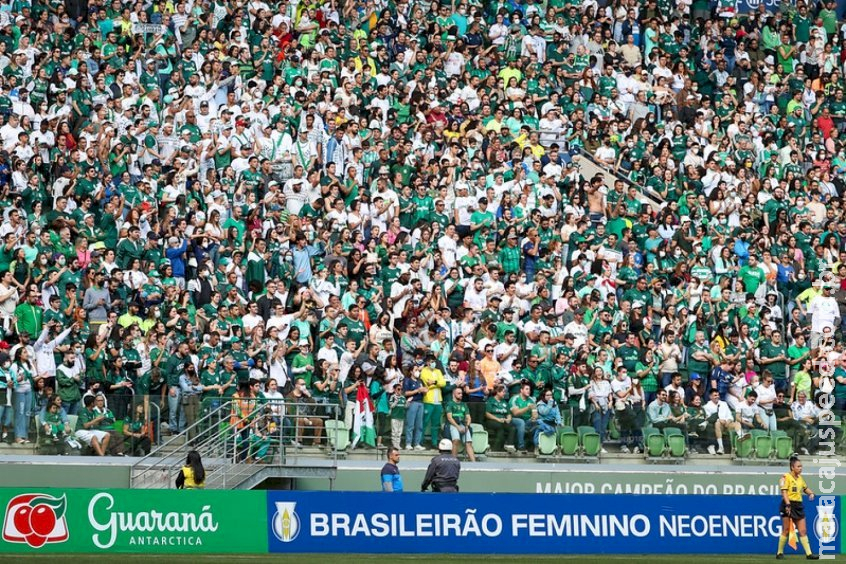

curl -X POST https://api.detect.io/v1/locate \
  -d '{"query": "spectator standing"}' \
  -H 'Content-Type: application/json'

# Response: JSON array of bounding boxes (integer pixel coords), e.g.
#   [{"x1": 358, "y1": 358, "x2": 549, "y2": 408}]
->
[{"x1": 509, "y1": 382, "x2": 537, "y2": 454}]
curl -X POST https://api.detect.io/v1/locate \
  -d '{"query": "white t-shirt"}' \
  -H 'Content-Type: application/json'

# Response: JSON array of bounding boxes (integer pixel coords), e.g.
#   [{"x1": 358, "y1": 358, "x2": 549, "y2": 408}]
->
[{"x1": 808, "y1": 295, "x2": 838, "y2": 333}]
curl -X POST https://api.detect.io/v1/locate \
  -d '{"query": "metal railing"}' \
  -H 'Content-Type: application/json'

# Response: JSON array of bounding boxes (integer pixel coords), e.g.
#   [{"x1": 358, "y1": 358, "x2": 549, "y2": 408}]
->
[
  {"x1": 130, "y1": 398, "x2": 340, "y2": 489},
  {"x1": 533, "y1": 128, "x2": 665, "y2": 211},
  {"x1": 574, "y1": 147, "x2": 666, "y2": 209}
]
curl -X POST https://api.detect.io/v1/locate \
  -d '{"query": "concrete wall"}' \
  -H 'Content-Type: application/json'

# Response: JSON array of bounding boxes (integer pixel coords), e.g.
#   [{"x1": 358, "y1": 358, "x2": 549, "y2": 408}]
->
[{"x1": 1, "y1": 457, "x2": 131, "y2": 489}]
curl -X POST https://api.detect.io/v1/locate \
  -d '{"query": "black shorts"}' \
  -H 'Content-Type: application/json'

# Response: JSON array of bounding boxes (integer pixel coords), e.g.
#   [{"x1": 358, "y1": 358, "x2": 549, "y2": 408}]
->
[{"x1": 780, "y1": 500, "x2": 805, "y2": 521}]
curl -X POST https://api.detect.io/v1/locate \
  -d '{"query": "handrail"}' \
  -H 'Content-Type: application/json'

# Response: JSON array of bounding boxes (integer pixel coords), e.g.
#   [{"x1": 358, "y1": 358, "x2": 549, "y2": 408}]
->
[
  {"x1": 130, "y1": 401, "x2": 235, "y2": 488},
  {"x1": 130, "y1": 397, "x2": 340, "y2": 489},
  {"x1": 533, "y1": 128, "x2": 666, "y2": 210},
  {"x1": 574, "y1": 147, "x2": 666, "y2": 209}
]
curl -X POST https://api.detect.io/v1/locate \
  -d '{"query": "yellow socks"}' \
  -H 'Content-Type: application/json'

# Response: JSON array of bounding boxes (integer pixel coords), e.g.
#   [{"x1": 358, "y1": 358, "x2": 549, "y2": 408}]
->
[
  {"x1": 800, "y1": 535, "x2": 812, "y2": 556},
  {"x1": 778, "y1": 534, "x2": 788, "y2": 554}
]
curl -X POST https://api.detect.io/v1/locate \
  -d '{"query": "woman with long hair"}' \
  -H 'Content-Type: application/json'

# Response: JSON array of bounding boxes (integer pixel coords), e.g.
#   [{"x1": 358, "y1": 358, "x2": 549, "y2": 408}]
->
[
  {"x1": 11, "y1": 347, "x2": 37, "y2": 444},
  {"x1": 175, "y1": 450, "x2": 206, "y2": 489},
  {"x1": 775, "y1": 455, "x2": 819, "y2": 559}
]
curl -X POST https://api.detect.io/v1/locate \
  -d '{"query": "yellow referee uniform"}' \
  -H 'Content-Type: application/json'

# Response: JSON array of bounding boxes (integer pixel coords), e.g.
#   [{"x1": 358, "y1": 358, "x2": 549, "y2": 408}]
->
[
  {"x1": 777, "y1": 471, "x2": 817, "y2": 558},
  {"x1": 780, "y1": 472, "x2": 807, "y2": 503}
]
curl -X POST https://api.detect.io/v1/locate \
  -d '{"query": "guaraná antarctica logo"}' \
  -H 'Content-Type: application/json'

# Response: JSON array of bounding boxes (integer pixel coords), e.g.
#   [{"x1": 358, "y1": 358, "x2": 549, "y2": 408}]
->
[{"x1": 2, "y1": 493, "x2": 69, "y2": 548}]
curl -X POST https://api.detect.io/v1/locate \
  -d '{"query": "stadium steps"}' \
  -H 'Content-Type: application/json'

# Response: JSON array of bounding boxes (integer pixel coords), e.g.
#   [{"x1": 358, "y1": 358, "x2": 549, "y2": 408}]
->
[
  {"x1": 534, "y1": 131, "x2": 665, "y2": 213},
  {"x1": 130, "y1": 400, "x2": 341, "y2": 489}
]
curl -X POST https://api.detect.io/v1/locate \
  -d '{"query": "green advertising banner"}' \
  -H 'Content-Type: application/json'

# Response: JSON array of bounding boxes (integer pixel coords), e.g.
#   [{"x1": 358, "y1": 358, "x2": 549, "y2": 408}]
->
[{"x1": 0, "y1": 488, "x2": 266, "y2": 554}]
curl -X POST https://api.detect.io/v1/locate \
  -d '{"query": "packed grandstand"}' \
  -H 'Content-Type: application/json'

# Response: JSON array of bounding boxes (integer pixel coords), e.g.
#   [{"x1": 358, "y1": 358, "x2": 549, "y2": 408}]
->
[{"x1": 0, "y1": 0, "x2": 843, "y2": 463}]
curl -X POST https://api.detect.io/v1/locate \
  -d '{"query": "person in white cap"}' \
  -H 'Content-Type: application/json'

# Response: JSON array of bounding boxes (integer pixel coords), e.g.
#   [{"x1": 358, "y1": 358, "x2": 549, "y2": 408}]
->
[{"x1": 807, "y1": 282, "x2": 839, "y2": 348}]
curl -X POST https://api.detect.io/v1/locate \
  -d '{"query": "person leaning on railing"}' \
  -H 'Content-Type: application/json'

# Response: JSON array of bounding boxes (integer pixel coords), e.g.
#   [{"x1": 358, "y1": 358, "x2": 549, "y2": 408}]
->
[
  {"x1": 230, "y1": 380, "x2": 259, "y2": 461},
  {"x1": 285, "y1": 377, "x2": 324, "y2": 447},
  {"x1": 179, "y1": 363, "x2": 205, "y2": 442},
  {"x1": 123, "y1": 402, "x2": 152, "y2": 456}
]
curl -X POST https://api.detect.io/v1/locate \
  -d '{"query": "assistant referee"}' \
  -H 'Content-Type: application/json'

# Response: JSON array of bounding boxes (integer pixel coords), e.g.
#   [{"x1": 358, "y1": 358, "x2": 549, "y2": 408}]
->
[{"x1": 776, "y1": 455, "x2": 819, "y2": 560}]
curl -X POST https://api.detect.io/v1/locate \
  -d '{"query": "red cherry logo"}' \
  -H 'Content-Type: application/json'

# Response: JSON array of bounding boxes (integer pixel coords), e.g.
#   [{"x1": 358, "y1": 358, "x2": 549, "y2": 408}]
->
[
  {"x1": 28, "y1": 504, "x2": 56, "y2": 537},
  {"x1": 13, "y1": 505, "x2": 33, "y2": 535},
  {"x1": 26, "y1": 533, "x2": 47, "y2": 548}
]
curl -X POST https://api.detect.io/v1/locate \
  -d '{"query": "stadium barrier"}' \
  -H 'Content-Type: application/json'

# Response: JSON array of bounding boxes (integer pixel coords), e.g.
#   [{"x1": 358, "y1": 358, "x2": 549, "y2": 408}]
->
[{"x1": 0, "y1": 489, "x2": 841, "y2": 555}]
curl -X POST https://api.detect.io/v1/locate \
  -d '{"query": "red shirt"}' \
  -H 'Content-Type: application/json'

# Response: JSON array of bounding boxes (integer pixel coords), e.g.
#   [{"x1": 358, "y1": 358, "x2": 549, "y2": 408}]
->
[{"x1": 818, "y1": 114, "x2": 835, "y2": 139}]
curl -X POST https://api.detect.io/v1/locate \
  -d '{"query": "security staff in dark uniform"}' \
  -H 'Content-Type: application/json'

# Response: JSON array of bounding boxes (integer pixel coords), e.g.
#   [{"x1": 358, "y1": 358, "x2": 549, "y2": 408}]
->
[{"x1": 421, "y1": 438, "x2": 461, "y2": 492}]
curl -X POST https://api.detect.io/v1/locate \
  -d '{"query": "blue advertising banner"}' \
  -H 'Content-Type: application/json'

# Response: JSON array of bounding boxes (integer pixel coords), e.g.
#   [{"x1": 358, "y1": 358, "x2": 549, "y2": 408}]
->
[{"x1": 266, "y1": 492, "x2": 840, "y2": 555}]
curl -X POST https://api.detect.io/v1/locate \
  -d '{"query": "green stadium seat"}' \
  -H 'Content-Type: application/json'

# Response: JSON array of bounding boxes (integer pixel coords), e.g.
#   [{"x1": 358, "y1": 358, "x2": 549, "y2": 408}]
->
[
  {"x1": 469, "y1": 424, "x2": 489, "y2": 454},
  {"x1": 577, "y1": 426, "x2": 601, "y2": 457},
  {"x1": 608, "y1": 418, "x2": 620, "y2": 440},
  {"x1": 663, "y1": 427, "x2": 686, "y2": 458},
  {"x1": 558, "y1": 427, "x2": 579, "y2": 456},
  {"x1": 538, "y1": 432, "x2": 557, "y2": 455},
  {"x1": 751, "y1": 429, "x2": 772, "y2": 459},
  {"x1": 325, "y1": 420, "x2": 350, "y2": 452},
  {"x1": 113, "y1": 420, "x2": 124, "y2": 435},
  {"x1": 642, "y1": 427, "x2": 665, "y2": 458},
  {"x1": 772, "y1": 430, "x2": 793, "y2": 460},
  {"x1": 734, "y1": 431, "x2": 754, "y2": 459}
]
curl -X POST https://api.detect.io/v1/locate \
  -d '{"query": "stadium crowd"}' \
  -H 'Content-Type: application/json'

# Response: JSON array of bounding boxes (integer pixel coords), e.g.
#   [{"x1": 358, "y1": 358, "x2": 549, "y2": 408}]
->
[{"x1": 0, "y1": 0, "x2": 844, "y2": 459}]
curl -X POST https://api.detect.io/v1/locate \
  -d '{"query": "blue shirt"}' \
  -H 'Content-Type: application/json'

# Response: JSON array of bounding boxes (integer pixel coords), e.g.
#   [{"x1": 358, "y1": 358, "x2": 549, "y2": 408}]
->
[
  {"x1": 381, "y1": 462, "x2": 403, "y2": 492},
  {"x1": 292, "y1": 243, "x2": 323, "y2": 284},
  {"x1": 165, "y1": 240, "x2": 189, "y2": 277}
]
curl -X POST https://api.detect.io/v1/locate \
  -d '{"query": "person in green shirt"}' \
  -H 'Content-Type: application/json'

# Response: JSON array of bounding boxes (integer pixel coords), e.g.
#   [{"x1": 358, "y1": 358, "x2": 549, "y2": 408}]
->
[
  {"x1": 485, "y1": 384, "x2": 516, "y2": 452},
  {"x1": 508, "y1": 381, "x2": 537, "y2": 452},
  {"x1": 291, "y1": 340, "x2": 316, "y2": 388},
  {"x1": 790, "y1": 357, "x2": 814, "y2": 403},
  {"x1": 116, "y1": 226, "x2": 145, "y2": 269},
  {"x1": 445, "y1": 386, "x2": 476, "y2": 461},
  {"x1": 498, "y1": 234, "x2": 521, "y2": 274},
  {"x1": 617, "y1": 333, "x2": 642, "y2": 372},
  {"x1": 342, "y1": 306, "x2": 367, "y2": 346},
  {"x1": 759, "y1": 330, "x2": 789, "y2": 395},
  {"x1": 14, "y1": 291, "x2": 43, "y2": 338},
  {"x1": 75, "y1": 395, "x2": 111, "y2": 456},
  {"x1": 91, "y1": 394, "x2": 125, "y2": 455},
  {"x1": 470, "y1": 197, "x2": 496, "y2": 247},
  {"x1": 38, "y1": 397, "x2": 71, "y2": 455},
  {"x1": 687, "y1": 331, "x2": 712, "y2": 385},
  {"x1": 163, "y1": 341, "x2": 190, "y2": 434},
  {"x1": 123, "y1": 402, "x2": 152, "y2": 456},
  {"x1": 55, "y1": 351, "x2": 82, "y2": 414},
  {"x1": 635, "y1": 349, "x2": 661, "y2": 405}
]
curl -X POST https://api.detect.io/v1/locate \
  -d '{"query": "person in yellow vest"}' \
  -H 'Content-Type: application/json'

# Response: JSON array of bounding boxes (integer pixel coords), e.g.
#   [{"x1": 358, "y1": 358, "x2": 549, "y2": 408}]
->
[
  {"x1": 175, "y1": 450, "x2": 205, "y2": 489},
  {"x1": 776, "y1": 455, "x2": 818, "y2": 559},
  {"x1": 420, "y1": 353, "x2": 446, "y2": 450}
]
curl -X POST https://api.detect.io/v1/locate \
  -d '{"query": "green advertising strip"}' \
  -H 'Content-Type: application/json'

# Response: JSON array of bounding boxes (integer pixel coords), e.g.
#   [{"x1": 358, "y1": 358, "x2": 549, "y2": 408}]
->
[{"x1": 0, "y1": 488, "x2": 266, "y2": 554}]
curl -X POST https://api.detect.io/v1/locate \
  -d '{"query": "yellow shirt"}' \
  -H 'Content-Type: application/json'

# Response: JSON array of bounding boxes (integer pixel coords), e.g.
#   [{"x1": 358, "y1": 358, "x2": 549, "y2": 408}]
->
[
  {"x1": 780, "y1": 472, "x2": 807, "y2": 502},
  {"x1": 182, "y1": 466, "x2": 205, "y2": 489},
  {"x1": 498, "y1": 68, "x2": 522, "y2": 88},
  {"x1": 420, "y1": 367, "x2": 445, "y2": 404}
]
